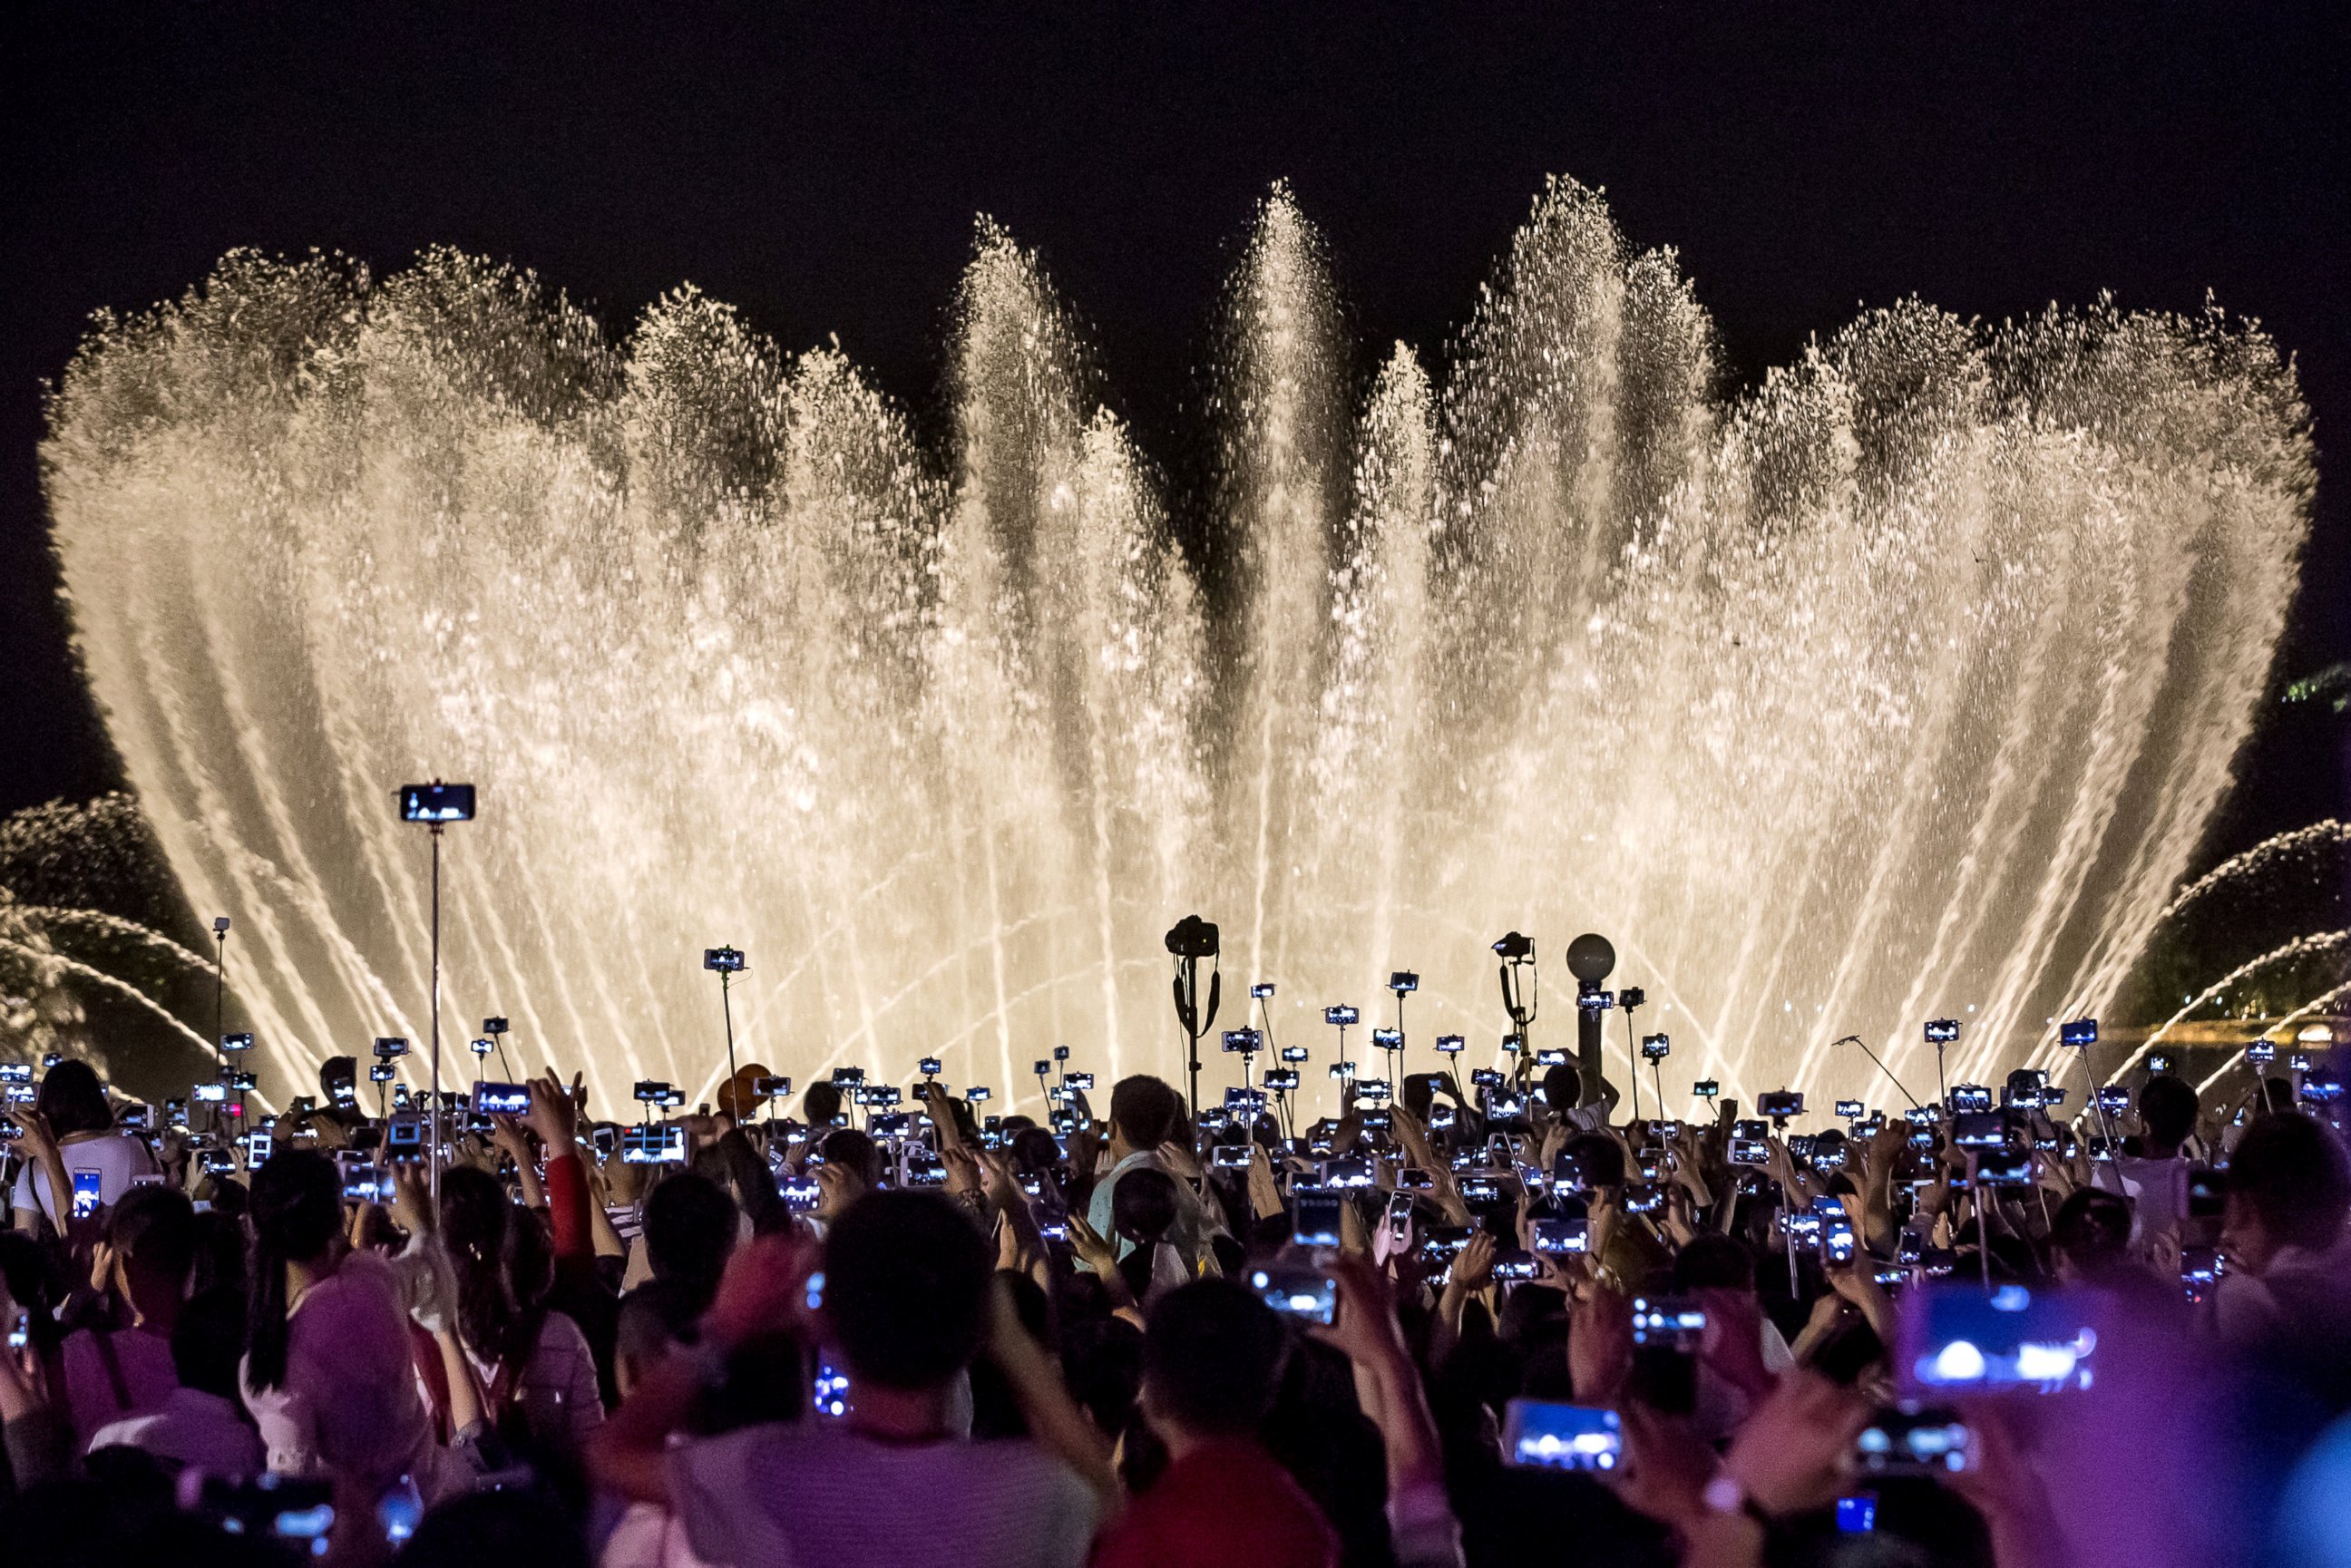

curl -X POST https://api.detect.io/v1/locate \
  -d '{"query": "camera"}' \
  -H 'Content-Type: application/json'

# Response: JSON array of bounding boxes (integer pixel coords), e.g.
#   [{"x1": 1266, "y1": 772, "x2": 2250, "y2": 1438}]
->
[
  {"x1": 1642, "y1": 1034, "x2": 1670, "y2": 1061},
  {"x1": 1925, "y1": 1019, "x2": 1960, "y2": 1045},
  {"x1": 1493, "y1": 931, "x2": 1535, "y2": 961},
  {"x1": 1757, "y1": 1090, "x2": 1805, "y2": 1119},
  {"x1": 397, "y1": 783, "x2": 476, "y2": 823},
  {"x1": 221, "y1": 1032, "x2": 254, "y2": 1054},
  {"x1": 1619, "y1": 986, "x2": 1646, "y2": 1009},
  {"x1": 1250, "y1": 981, "x2": 1275, "y2": 999},
  {"x1": 703, "y1": 946, "x2": 746, "y2": 973},
  {"x1": 1165, "y1": 916, "x2": 1219, "y2": 960},
  {"x1": 1324, "y1": 1006, "x2": 1360, "y2": 1027},
  {"x1": 1693, "y1": 1079, "x2": 1720, "y2": 1098},
  {"x1": 1223, "y1": 1028, "x2": 1262, "y2": 1054},
  {"x1": 1835, "y1": 1099, "x2": 1865, "y2": 1120},
  {"x1": 483, "y1": 1016, "x2": 509, "y2": 1036}
]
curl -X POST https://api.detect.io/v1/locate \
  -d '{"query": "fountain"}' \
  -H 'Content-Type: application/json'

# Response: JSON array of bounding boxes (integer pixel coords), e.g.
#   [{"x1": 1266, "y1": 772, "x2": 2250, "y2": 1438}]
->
[{"x1": 40, "y1": 179, "x2": 2313, "y2": 1118}]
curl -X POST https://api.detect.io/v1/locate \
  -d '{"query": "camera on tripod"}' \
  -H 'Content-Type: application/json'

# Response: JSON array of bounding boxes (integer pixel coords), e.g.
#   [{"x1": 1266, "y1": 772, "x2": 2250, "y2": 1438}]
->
[{"x1": 1165, "y1": 917, "x2": 1220, "y2": 960}]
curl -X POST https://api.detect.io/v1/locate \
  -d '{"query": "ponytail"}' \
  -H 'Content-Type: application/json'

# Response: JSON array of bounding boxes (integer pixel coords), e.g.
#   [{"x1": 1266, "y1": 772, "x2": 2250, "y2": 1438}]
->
[{"x1": 244, "y1": 1151, "x2": 341, "y2": 1395}]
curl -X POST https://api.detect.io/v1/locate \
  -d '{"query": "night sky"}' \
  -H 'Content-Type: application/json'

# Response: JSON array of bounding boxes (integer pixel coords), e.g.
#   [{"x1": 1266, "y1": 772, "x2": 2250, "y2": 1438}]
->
[{"x1": 5, "y1": 5, "x2": 2344, "y2": 855}]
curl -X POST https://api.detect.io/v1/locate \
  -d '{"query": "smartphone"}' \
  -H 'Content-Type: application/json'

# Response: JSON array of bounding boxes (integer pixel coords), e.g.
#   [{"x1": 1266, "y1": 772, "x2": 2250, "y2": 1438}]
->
[
  {"x1": 778, "y1": 1174, "x2": 821, "y2": 1211},
  {"x1": 1947, "y1": 1085, "x2": 1992, "y2": 1114},
  {"x1": 341, "y1": 1166, "x2": 388, "y2": 1204},
  {"x1": 1857, "y1": 1405, "x2": 1972, "y2": 1474},
  {"x1": 1632, "y1": 1296, "x2": 1708, "y2": 1350},
  {"x1": 71, "y1": 1169, "x2": 104, "y2": 1221},
  {"x1": 622, "y1": 1125, "x2": 688, "y2": 1164},
  {"x1": 1418, "y1": 1225, "x2": 1474, "y2": 1266},
  {"x1": 1533, "y1": 1217, "x2": 1591, "y2": 1255},
  {"x1": 194, "y1": 1082, "x2": 228, "y2": 1105},
  {"x1": 1823, "y1": 1219, "x2": 1858, "y2": 1265},
  {"x1": 247, "y1": 1132, "x2": 275, "y2": 1165},
  {"x1": 1501, "y1": 1400, "x2": 1621, "y2": 1471},
  {"x1": 1642, "y1": 1034, "x2": 1671, "y2": 1061},
  {"x1": 473, "y1": 1082, "x2": 531, "y2": 1116},
  {"x1": 2187, "y1": 1167, "x2": 2226, "y2": 1221},
  {"x1": 1730, "y1": 1138, "x2": 1771, "y2": 1166},
  {"x1": 1491, "y1": 1250, "x2": 1542, "y2": 1282},
  {"x1": 397, "y1": 783, "x2": 475, "y2": 822},
  {"x1": 1293, "y1": 1192, "x2": 1343, "y2": 1249},
  {"x1": 1952, "y1": 1111, "x2": 2008, "y2": 1150},
  {"x1": 1900, "y1": 1284, "x2": 2098, "y2": 1393},
  {"x1": 1322, "y1": 1157, "x2": 1375, "y2": 1190},
  {"x1": 1973, "y1": 1147, "x2": 2034, "y2": 1187},
  {"x1": 1835, "y1": 1099, "x2": 1865, "y2": 1120},
  {"x1": 1757, "y1": 1091, "x2": 1805, "y2": 1119},
  {"x1": 1396, "y1": 1167, "x2": 1435, "y2": 1192},
  {"x1": 1212, "y1": 1144, "x2": 1254, "y2": 1170},
  {"x1": 1250, "y1": 1264, "x2": 1336, "y2": 1324}
]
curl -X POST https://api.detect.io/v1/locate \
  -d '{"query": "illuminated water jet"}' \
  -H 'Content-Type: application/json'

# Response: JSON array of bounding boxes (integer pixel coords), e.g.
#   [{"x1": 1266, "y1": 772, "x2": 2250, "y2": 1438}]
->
[{"x1": 42, "y1": 180, "x2": 2313, "y2": 1115}]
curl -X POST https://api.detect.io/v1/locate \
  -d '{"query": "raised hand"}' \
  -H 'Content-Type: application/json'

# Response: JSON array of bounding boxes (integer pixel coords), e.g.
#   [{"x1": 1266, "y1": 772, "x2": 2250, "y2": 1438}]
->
[
  {"x1": 703, "y1": 1230, "x2": 823, "y2": 1349},
  {"x1": 1719, "y1": 1369, "x2": 1871, "y2": 1518},
  {"x1": 1064, "y1": 1211, "x2": 1122, "y2": 1280},
  {"x1": 1568, "y1": 1281, "x2": 1634, "y2": 1404},
  {"x1": 522, "y1": 1069, "x2": 580, "y2": 1153}
]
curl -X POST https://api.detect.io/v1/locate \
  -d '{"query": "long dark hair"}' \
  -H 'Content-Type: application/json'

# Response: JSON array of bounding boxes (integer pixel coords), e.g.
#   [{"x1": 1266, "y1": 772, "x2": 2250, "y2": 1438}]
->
[
  {"x1": 245, "y1": 1150, "x2": 342, "y2": 1393},
  {"x1": 37, "y1": 1058, "x2": 112, "y2": 1138},
  {"x1": 439, "y1": 1164, "x2": 543, "y2": 1379}
]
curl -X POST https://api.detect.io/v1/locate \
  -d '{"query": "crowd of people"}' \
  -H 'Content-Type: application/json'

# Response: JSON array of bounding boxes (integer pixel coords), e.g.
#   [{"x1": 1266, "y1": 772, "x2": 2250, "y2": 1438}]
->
[{"x1": 4, "y1": 1032, "x2": 2351, "y2": 1568}]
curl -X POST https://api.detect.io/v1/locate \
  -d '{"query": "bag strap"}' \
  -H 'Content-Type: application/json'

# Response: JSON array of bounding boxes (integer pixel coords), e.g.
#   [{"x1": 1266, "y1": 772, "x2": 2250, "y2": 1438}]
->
[{"x1": 91, "y1": 1329, "x2": 132, "y2": 1412}]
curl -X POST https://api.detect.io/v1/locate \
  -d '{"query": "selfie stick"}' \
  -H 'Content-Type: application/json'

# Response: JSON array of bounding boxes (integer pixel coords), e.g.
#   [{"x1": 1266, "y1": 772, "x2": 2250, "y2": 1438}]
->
[
  {"x1": 1838, "y1": 1035, "x2": 1923, "y2": 1110},
  {"x1": 719, "y1": 962, "x2": 738, "y2": 1102},
  {"x1": 210, "y1": 917, "x2": 229, "y2": 1138},
  {"x1": 428, "y1": 820, "x2": 445, "y2": 1199},
  {"x1": 1620, "y1": 992, "x2": 1644, "y2": 1123}
]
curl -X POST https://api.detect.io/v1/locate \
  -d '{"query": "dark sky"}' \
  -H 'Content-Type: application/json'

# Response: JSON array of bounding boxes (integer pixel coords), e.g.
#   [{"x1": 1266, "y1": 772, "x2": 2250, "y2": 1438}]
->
[{"x1": 5, "y1": 4, "x2": 2345, "y2": 852}]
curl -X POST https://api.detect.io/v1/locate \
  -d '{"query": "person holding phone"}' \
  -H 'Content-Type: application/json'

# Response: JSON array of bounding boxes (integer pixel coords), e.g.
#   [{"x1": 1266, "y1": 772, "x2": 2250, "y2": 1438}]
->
[{"x1": 10, "y1": 1059, "x2": 158, "y2": 1239}]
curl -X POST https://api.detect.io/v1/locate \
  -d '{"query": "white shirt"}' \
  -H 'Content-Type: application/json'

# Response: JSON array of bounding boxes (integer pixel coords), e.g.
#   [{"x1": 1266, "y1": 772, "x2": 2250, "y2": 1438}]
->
[
  {"x1": 668, "y1": 1421, "x2": 1098, "y2": 1568},
  {"x1": 11, "y1": 1132, "x2": 159, "y2": 1229},
  {"x1": 89, "y1": 1385, "x2": 265, "y2": 1475}
]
